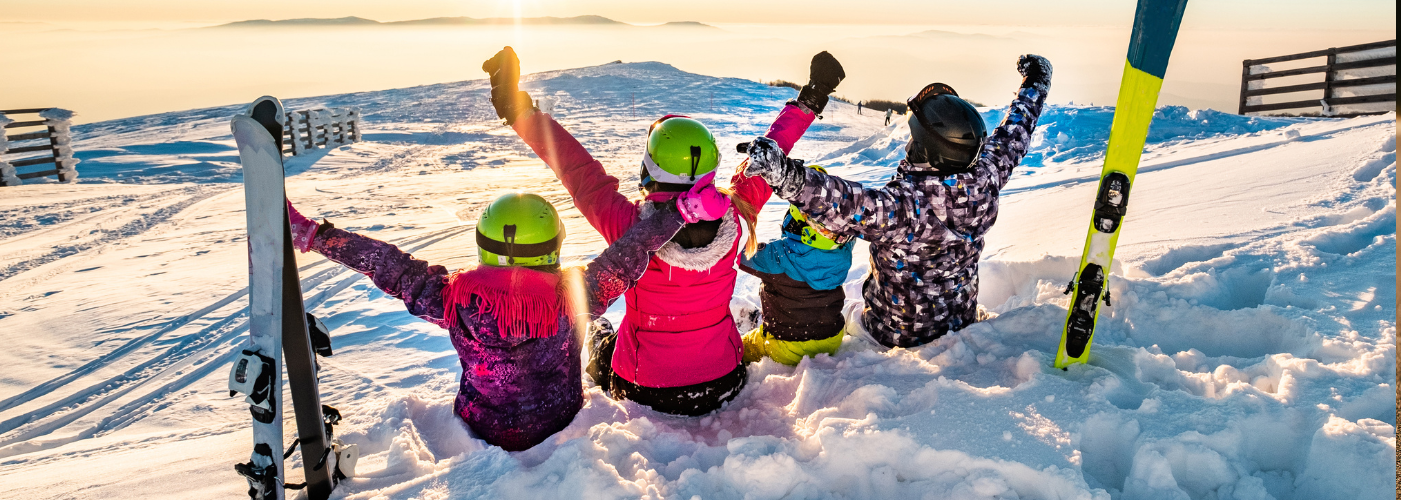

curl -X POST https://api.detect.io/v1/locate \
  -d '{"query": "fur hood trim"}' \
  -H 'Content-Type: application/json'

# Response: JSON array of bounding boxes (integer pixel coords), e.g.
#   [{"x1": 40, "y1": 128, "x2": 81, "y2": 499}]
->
[{"x1": 640, "y1": 203, "x2": 738, "y2": 271}]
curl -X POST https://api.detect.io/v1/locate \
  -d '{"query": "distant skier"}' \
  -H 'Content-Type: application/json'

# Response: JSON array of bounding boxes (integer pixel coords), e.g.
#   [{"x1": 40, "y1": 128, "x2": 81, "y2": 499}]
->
[
  {"x1": 885, "y1": 108, "x2": 893, "y2": 126},
  {"x1": 282, "y1": 187, "x2": 726, "y2": 450},
  {"x1": 742, "y1": 54, "x2": 1052, "y2": 348},
  {"x1": 738, "y1": 163, "x2": 854, "y2": 366},
  {"x1": 485, "y1": 46, "x2": 843, "y2": 415},
  {"x1": 857, "y1": 102, "x2": 863, "y2": 115}
]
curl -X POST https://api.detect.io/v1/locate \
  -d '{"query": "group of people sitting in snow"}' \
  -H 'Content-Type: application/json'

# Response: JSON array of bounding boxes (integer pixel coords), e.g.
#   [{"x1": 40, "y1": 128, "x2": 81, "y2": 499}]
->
[{"x1": 283, "y1": 47, "x2": 1052, "y2": 451}]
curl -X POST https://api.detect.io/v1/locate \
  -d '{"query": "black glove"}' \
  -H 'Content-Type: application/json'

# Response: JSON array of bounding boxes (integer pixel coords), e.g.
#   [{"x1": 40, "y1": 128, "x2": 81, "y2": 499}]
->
[
  {"x1": 795, "y1": 51, "x2": 845, "y2": 114},
  {"x1": 1017, "y1": 54, "x2": 1052, "y2": 89},
  {"x1": 744, "y1": 137, "x2": 806, "y2": 199},
  {"x1": 482, "y1": 46, "x2": 535, "y2": 125}
]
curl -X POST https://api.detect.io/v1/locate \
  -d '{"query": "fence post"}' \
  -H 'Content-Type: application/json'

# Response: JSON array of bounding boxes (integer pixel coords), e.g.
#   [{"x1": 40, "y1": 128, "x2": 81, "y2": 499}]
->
[
  {"x1": 1238, "y1": 60, "x2": 1252, "y2": 115},
  {"x1": 48, "y1": 124, "x2": 69, "y2": 180},
  {"x1": 41, "y1": 109, "x2": 78, "y2": 183},
  {"x1": 0, "y1": 112, "x2": 16, "y2": 186},
  {"x1": 302, "y1": 111, "x2": 310, "y2": 151},
  {"x1": 282, "y1": 114, "x2": 293, "y2": 155},
  {"x1": 349, "y1": 109, "x2": 361, "y2": 142},
  {"x1": 1322, "y1": 47, "x2": 1338, "y2": 115},
  {"x1": 313, "y1": 109, "x2": 328, "y2": 147},
  {"x1": 327, "y1": 109, "x2": 338, "y2": 146},
  {"x1": 335, "y1": 109, "x2": 345, "y2": 145},
  {"x1": 287, "y1": 111, "x2": 301, "y2": 155}
]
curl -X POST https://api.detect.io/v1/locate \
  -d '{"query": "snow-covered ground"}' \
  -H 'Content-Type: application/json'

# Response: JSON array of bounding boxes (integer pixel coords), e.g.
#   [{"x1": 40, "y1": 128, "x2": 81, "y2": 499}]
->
[{"x1": 0, "y1": 62, "x2": 1393, "y2": 499}]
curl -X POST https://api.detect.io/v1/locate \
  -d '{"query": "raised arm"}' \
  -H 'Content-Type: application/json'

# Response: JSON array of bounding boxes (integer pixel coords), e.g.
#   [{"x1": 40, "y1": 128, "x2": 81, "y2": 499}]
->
[
  {"x1": 731, "y1": 51, "x2": 844, "y2": 215},
  {"x1": 790, "y1": 167, "x2": 911, "y2": 240},
  {"x1": 308, "y1": 224, "x2": 449, "y2": 326},
  {"x1": 485, "y1": 46, "x2": 639, "y2": 243},
  {"x1": 742, "y1": 137, "x2": 911, "y2": 241},
  {"x1": 583, "y1": 205, "x2": 687, "y2": 315},
  {"x1": 512, "y1": 111, "x2": 639, "y2": 243},
  {"x1": 730, "y1": 103, "x2": 817, "y2": 213},
  {"x1": 287, "y1": 200, "x2": 449, "y2": 324},
  {"x1": 979, "y1": 55, "x2": 1052, "y2": 188}
]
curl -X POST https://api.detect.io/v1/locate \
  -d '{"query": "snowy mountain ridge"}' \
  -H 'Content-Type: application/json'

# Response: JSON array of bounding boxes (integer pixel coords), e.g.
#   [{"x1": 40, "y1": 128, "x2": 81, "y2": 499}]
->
[{"x1": 0, "y1": 62, "x2": 1394, "y2": 500}]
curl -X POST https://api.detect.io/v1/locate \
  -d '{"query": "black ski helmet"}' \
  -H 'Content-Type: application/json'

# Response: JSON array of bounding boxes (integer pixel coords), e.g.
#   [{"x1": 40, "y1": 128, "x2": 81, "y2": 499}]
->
[{"x1": 905, "y1": 83, "x2": 987, "y2": 174}]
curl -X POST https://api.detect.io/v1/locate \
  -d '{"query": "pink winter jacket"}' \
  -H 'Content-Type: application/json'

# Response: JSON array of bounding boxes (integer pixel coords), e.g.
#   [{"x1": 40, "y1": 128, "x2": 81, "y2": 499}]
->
[{"x1": 512, "y1": 104, "x2": 815, "y2": 387}]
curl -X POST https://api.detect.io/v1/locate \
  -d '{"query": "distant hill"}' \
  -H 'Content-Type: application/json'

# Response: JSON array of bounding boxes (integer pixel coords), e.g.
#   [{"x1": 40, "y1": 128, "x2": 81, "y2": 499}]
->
[
  {"x1": 215, "y1": 16, "x2": 381, "y2": 28},
  {"x1": 210, "y1": 15, "x2": 716, "y2": 29}
]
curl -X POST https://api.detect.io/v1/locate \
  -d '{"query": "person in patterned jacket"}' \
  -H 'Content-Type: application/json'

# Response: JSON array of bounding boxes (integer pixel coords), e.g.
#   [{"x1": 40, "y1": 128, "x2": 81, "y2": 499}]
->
[{"x1": 741, "y1": 54, "x2": 1052, "y2": 348}]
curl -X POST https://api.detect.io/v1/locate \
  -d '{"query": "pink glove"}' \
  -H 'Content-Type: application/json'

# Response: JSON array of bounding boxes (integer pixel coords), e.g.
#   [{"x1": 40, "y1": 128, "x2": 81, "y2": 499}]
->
[
  {"x1": 286, "y1": 199, "x2": 320, "y2": 253},
  {"x1": 675, "y1": 172, "x2": 730, "y2": 223}
]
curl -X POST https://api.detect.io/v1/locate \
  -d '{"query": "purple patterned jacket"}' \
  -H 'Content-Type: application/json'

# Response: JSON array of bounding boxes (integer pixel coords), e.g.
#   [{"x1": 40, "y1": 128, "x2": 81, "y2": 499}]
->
[{"x1": 310, "y1": 209, "x2": 685, "y2": 450}]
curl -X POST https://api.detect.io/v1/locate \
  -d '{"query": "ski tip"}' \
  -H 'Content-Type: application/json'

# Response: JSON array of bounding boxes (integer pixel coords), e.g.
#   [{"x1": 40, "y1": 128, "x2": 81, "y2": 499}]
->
[
  {"x1": 245, "y1": 96, "x2": 286, "y2": 154},
  {"x1": 245, "y1": 96, "x2": 285, "y2": 119}
]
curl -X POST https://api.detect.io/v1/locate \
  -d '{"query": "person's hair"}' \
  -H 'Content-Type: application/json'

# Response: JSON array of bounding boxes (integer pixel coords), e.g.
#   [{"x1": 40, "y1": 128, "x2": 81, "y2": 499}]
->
[{"x1": 718, "y1": 187, "x2": 759, "y2": 258}]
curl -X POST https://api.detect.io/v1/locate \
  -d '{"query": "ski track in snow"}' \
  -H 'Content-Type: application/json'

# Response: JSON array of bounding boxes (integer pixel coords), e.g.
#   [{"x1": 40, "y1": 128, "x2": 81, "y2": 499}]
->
[
  {"x1": 0, "y1": 225, "x2": 471, "y2": 460},
  {"x1": 0, "y1": 185, "x2": 229, "y2": 284},
  {"x1": 0, "y1": 62, "x2": 1394, "y2": 500}
]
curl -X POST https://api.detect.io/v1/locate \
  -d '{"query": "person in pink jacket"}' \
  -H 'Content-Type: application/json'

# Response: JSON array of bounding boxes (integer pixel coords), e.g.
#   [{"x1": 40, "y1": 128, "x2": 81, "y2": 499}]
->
[{"x1": 482, "y1": 47, "x2": 844, "y2": 415}]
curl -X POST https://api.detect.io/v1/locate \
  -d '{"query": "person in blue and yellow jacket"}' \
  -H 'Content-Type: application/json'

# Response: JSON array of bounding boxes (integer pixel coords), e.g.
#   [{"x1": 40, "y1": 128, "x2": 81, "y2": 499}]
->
[{"x1": 739, "y1": 164, "x2": 855, "y2": 365}]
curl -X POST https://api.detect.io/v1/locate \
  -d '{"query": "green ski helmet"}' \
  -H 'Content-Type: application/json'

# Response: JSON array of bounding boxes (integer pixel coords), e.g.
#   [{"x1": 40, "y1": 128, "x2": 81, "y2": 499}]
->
[
  {"x1": 475, "y1": 192, "x2": 564, "y2": 267},
  {"x1": 639, "y1": 115, "x2": 721, "y2": 191},
  {"x1": 782, "y1": 164, "x2": 851, "y2": 251}
]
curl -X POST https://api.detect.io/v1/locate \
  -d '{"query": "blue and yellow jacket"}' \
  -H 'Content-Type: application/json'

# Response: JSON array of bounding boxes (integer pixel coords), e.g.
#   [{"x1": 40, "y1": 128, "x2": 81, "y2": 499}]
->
[{"x1": 739, "y1": 223, "x2": 854, "y2": 343}]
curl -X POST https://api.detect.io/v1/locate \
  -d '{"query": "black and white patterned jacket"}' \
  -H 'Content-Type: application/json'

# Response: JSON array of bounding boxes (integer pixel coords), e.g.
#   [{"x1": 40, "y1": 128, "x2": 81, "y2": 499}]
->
[{"x1": 775, "y1": 82, "x2": 1048, "y2": 347}]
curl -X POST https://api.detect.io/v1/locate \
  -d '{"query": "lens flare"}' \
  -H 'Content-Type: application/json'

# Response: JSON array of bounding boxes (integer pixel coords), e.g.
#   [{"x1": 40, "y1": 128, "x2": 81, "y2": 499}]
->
[
  {"x1": 561, "y1": 266, "x2": 589, "y2": 349},
  {"x1": 512, "y1": 0, "x2": 523, "y2": 48}
]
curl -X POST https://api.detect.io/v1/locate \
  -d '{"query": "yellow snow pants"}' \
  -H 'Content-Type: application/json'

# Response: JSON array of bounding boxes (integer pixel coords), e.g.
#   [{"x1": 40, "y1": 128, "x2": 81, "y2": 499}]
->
[{"x1": 742, "y1": 327, "x2": 844, "y2": 366}]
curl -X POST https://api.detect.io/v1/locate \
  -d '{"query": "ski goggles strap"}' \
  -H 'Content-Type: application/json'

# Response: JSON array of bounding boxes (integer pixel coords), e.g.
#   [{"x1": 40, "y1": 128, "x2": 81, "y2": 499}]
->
[
  {"x1": 644, "y1": 191, "x2": 681, "y2": 203},
  {"x1": 475, "y1": 229, "x2": 560, "y2": 258},
  {"x1": 783, "y1": 212, "x2": 851, "y2": 250},
  {"x1": 910, "y1": 82, "x2": 960, "y2": 102},
  {"x1": 782, "y1": 212, "x2": 810, "y2": 237}
]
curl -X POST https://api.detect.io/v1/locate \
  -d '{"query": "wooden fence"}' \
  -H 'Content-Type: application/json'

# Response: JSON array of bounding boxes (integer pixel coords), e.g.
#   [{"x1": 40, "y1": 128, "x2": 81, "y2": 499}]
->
[
  {"x1": 283, "y1": 108, "x2": 360, "y2": 156},
  {"x1": 1, "y1": 108, "x2": 78, "y2": 186},
  {"x1": 1239, "y1": 39, "x2": 1396, "y2": 117}
]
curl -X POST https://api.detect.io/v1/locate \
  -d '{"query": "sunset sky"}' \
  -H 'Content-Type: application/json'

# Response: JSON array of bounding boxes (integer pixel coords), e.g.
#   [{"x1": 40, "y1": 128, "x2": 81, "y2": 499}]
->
[
  {"x1": 1, "y1": 0, "x2": 1394, "y2": 123},
  {"x1": 4, "y1": 0, "x2": 1393, "y2": 30}
]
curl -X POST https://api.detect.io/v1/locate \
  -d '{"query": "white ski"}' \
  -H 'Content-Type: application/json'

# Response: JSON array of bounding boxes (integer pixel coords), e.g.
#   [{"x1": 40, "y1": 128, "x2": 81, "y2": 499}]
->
[{"x1": 230, "y1": 97, "x2": 291, "y2": 500}]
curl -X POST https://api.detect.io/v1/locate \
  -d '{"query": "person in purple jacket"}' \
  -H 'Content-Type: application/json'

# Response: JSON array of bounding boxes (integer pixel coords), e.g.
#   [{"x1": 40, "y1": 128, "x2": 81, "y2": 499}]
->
[{"x1": 284, "y1": 185, "x2": 729, "y2": 451}]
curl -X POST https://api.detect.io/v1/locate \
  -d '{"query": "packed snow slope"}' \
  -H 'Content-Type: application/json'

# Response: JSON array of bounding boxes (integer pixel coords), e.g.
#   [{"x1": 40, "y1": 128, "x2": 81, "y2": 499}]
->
[{"x1": 0, "y1": 62, "x2": 1394, "y2": 500}]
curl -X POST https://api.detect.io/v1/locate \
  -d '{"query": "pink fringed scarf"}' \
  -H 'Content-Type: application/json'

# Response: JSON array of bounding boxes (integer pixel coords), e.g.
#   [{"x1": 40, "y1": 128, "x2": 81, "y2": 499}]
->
[{"x1": 442, "y1": 266, "x2": 562, "y2": 339}]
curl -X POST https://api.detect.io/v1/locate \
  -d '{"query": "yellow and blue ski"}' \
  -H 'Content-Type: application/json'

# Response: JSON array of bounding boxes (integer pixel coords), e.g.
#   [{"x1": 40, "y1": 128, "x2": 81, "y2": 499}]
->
[{"x1": 1054, "y1": 0, "x2": 1190, "y2": 369}]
